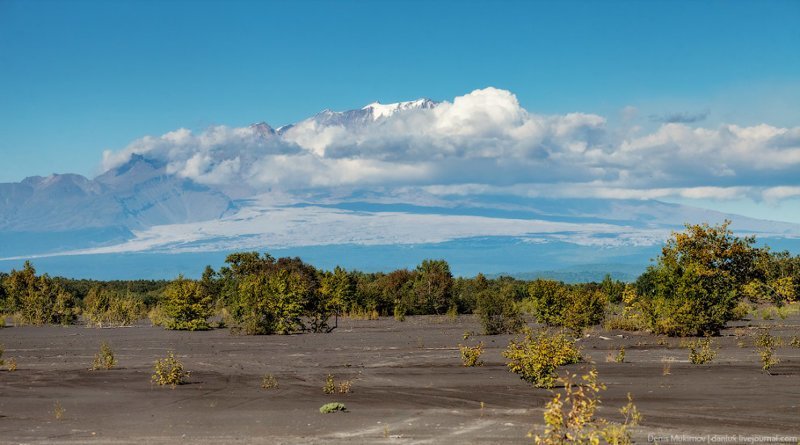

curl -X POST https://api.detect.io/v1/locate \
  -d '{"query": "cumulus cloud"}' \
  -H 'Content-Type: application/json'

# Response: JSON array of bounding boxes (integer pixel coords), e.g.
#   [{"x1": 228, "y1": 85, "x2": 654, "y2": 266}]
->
[{"x1": 99, "y1": 87, "x2": 800, "y2": 203}]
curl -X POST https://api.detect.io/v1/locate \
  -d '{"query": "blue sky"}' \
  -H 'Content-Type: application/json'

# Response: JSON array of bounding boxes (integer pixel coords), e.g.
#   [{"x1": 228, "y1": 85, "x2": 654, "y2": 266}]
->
[{"x1": 1, "y1": 0, "x2": 800, "y2": 221}]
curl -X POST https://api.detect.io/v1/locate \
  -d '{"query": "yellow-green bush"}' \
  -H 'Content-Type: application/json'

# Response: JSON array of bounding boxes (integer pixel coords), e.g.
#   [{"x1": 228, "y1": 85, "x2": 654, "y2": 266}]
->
[
  {"x1": 685, "y1": 337, "x2": 716, "y2": 364},
  {"x1": 161, "y1": 276, "x2": 213, "y2": 331},
  {"x1": 502, "y1": 328, "x2": 581, "y2": 388},
  {"x1": 152, "y1": 351, "x2": 188, "y2": 387},
  {"x1": 91, "y1": 341, "x2": 117, "y2": 370},
  {"x1": 459, "y1": 342, "x2": 484, "y2": 367},
  {"x1": 533, "y1": 369, "x2": 642, "y2": 445},
  {"x1": 755, "y1": 330, "x2": 780, "y2": 374},
  {"x1": 83, "y1": 287, "x2": 145, "y2": 327}
]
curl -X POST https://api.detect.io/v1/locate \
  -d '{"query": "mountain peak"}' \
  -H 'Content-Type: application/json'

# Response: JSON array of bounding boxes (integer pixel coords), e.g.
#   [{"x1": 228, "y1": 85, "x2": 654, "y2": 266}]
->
[
  {"x1": 249, "y1": 122, "x2": 275, "y2": 136},
  {"x1": 361, "y1": 98, "x2": 437, "y2": 120}
]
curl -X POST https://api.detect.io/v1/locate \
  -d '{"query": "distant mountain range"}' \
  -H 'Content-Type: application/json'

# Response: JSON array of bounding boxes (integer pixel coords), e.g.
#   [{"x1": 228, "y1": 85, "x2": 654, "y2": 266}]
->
[{"x1": 2, "y1": 98, "x2": 799, "y2": 280}]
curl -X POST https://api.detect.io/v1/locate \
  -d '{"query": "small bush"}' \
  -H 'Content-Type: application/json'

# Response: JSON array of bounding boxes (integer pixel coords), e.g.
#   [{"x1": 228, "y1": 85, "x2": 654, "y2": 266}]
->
[
  {"x1": 261, "y1": 373, "x2": 278, "y2": 390},
  {"x1": 7, "y1": 357, "x2": 16, "y2": 372},
  {"x1": 755, "y1": 330, "x2": 780, "y2": 374},
  {"x1": 686, "y1": 338, "x2": 716, "y2": 365},
  {"x1": 323, "y1": 374, "x2": 336, "y2": 394},
  {"x1": 459, "y1": 342, "x2": 485, "y2": 367},
  {"x1": 319, "y1": 402, "x2": 346, "y2": 414},
  {"x1": 91, "y1": 342, "x2": 117, "y2": 371},
  {"x1": 532, "y1": 369, "x2": 641, "y2": 445},
  {"x1": 475, "y1": 288, "x2": 523, "y2": 335},
  {"x1": 152, "y1": 352, "x2": 188, "y2": 387},
  {"x1": 337, "y1": 380, "x2": 353, "y2": 394},
  {"x1": 790, "y1": 336, "x2": 800, "y2": 348},
  {"x1": 322, "y1": 374, "x2": 352, "y2": 394},
  {"x1": 53, "y1": 401, "x2": 66, "y2": 420},
  {"x1": 0, "y1": 344, "x2": 4, "y2": 366},
  {"x1": 615, "y1": 347, "x2": 626, "y2": 363},
  {"x1": 502, "y1": 328, "x2": 581, "y2": 388}
]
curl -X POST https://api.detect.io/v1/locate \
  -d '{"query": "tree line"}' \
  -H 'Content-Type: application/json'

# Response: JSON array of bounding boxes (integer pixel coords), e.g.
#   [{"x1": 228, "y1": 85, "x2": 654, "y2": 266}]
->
[{"x1": 1, "y1": 221, "x2": 798, "y2": 336}]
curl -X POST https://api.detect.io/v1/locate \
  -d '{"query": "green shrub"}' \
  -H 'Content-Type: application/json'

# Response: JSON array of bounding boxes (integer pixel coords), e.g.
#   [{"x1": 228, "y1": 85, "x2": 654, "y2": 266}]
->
[
  {"x1": 615, "y1": 347, "x2": 626, "y2": 363},
  {"x1": 755, "y1": 330, "x2": 780, "y2": 374},
  {"x1": 323, "y1": 374, "x2": 336, "y2": 394},
  {"x1": 91, "y1": 341, "x2": 117, "y2": 370},
  {"x1": 475, "y1": 286, "x2": 523, "y2": 335},
  {"x1": 2, "y1": 262, "x2": 79, "y2": 326},
  {"x1": 152, "y1": 351, "x2": 188, "y2": 387},
  {"x1": 685, "y1": 337, "x2": 717, "y2": 364},
  {"x1": 527, "y1": 280, "x2": 607, "y2": 331},
  {"x1": 790, "y1": 336, "x2": 800, "y2": 348},
  {"x1": 319, "y1": 402, "x2": 346, "y2": 414},
  {"x1": 229, "y1": 269, "x2": 311, "y2": 335},
  {"x1": 161, "y1": 276, "x2": 213, "y2": 331},
  {"x1": 502, "y1": 328, "x2": 581, "y2": 388},
  {"x1": 83, "y1": 287, "x2": 145, "y2": 327},
  {"x1": 635, "y1": 222, "x2": 761, "y2": 337},
  {"x1": 459, "y1": 342, "x2": 484, "y2": 367}
]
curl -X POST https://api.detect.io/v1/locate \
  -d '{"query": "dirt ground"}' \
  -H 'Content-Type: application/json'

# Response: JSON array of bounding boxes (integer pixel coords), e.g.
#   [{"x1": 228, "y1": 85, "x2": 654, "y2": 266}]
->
[{"x1": 0, "y1": 315, "x2": 798, "y2": 444}]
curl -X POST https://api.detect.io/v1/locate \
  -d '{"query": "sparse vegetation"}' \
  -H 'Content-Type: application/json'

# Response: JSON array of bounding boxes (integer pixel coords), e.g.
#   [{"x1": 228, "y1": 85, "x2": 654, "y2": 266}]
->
[
  {"x1": 53, "y1": 401, "x2": 65, "y2": 420},
  {"x1": 337, "y1": 379, "x2": 353, "y2": 394},
  {"x1": 261, "y1": 373, "x2": 278, "y2": 390},
  {"x1": 152, "y1": 351, "x2": 188, "y2": 387},
  {"x1": 459, "y1": 342, "x2": 485, "y2": 367},
  {"x1": 7, "y1": 357, "x2": 17, "y2": 372},
  {"x1": 685, "y1": 337, "x2": 717, "y2": 365},
  {"x1": 91, "y1": 341, "x2": 117, "y2": 370},
  {"x1": 531, "y1": 369, "x2": 641, "y2": 445},
  {"x1": 661, "y1": 357, "x2": 674, "y2": 375},
  {"x1": 790, "y1": 336, "x2": 800, "y2": 348},
  {"x1": 615, "y1": 347, "x2": 626, "y2": 363},
  {"x1": 322, "y1": 374, "x2": 352, "y2": 394},
  {"x1": 323, "y1": 374, "x2": 336, "y2": 394},
  {"x1": 319, "y1": 402, "x2": 346, "y2": 413},
  {"x1": 755, "y1": 330, "x2": 780, "y2": 374},
  {"x1": 503, "y1": 328, "x2": 581, "y2": 388}
]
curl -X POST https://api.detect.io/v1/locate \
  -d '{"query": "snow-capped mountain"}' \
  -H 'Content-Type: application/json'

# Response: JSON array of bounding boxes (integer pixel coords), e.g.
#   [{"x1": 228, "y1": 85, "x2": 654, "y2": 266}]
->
[
  {"x1": 1, "y1": 95, "x2": 799, "y2": 279},
  {"x1": 301, "y1": 98, "x2": 438, "y2": 128}
]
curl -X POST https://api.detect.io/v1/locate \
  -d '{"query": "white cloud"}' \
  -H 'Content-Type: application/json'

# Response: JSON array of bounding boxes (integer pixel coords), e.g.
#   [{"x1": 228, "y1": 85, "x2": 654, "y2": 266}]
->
[{"x1": 99, "y1": 87, "x2": 800, "y2": 203}]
